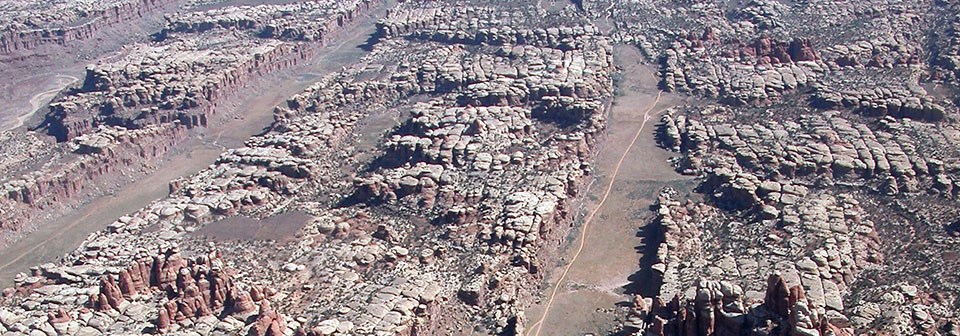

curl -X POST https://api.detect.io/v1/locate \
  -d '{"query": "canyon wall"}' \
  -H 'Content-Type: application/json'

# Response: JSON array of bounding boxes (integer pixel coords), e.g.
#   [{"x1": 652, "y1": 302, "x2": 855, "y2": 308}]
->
[{"x1": 0, "y1": 0, "x2": 180, "y2": 54}]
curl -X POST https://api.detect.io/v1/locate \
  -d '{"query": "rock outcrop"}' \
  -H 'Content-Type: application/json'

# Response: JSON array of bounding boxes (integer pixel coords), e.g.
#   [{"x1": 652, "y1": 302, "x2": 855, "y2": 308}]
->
[
  {"x1": 0, "y1": 124, "x2": 186, "y2": 246},
  {"x1": 2, "y1": 1, "x2": 960, "y2": 336},
  {"x1": 0, "y1": 0, "x2": 179, "y2": 54},
  {"x1": 43, "y1": 0, "x2": 383, "y2": 141},
  {"x1": 0, "y1": 0, "x2": 384, "y2": 250}
]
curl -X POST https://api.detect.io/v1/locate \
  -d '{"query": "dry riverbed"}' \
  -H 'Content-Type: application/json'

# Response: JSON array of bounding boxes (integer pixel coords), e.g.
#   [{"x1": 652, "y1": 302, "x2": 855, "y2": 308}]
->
[{"x1": 524, "y1": 45, "x2": 693, "y2": 335}]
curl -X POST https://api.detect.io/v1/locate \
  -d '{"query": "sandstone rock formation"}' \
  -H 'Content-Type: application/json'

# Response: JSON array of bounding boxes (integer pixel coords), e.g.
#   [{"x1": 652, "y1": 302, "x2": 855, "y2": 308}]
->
[
  {"x1": 0, "y1": 1, "x2": 619, "y2": 335},
  {"x1": 0, "y1": 0, "x2": 382, "y2": 250},
  {"x1": 0, "y1": 0, "x2": 178, "y2": 54},
  {"x1": 1, "y1": 1, "x2": 960, "y2": 336}
]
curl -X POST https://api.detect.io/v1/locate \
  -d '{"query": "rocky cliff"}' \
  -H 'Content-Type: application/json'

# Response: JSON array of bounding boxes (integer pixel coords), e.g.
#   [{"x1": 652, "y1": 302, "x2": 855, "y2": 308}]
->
[{"x1": 0, "y1": 0, "x2": 180, "y2": 54}]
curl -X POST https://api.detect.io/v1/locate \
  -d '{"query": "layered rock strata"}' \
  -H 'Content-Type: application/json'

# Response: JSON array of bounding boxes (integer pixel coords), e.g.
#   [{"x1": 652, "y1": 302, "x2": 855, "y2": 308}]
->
[{"x1": 0, "y1": 0, "x2": 180, "y2": 54}]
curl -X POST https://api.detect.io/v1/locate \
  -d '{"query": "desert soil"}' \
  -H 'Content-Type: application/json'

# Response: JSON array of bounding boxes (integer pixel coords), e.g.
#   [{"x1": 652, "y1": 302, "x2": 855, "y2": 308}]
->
[
  {"x1": 0, "y1": 0, "x2": 394, "y2": 286},
  {"x1": 523, "y1": 44, "x2": 693, "y2": 335}
]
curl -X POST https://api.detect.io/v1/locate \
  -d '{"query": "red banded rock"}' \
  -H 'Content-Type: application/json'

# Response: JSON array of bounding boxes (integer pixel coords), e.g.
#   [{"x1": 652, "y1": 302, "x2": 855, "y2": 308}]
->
[
  {"x1": 45, "y1": 34, "x2": 301, "y2": 140},
  {"x1": 42, "y1": 1, "x2": 383, "y2": 143},
  {"x1": 0, "y1": 124, "x2": 186, "y2": 245},
  {"x1": 230, "y1": 286, "x2": 259, "y2": 315},
  {"x1": 80, "y1": 247, "x2": 283, "y2": 333},
  {"x1": 629, "y1": 275, "x2": 854, "y2": 336},
  {"x1": 658, "y1": 31, "x2": 822, "y2": 104},
  {"x1": 1, "y1": 6, "x2": 621, "y2": 336},
  {"x1": 611, "y1": 0, "x2": 936, "y2": 108},
  {"x1": 667, "y1": 110, "x2": 960, "y2": 197},
  {"x1": 93, "y1": 275, "x2": 128, "y2": 312},
  {"x1": 250, "y1": 300, "x2": 287, "y2": 336},
  {"x1": 117, "y1": 260, "x2": 151, "y2": 296},
  {"x1": 0, "y1": 0, "x2": 178, "y2": 54},
  {"x1": 635, "y1": 184, "x2": 880, "y2": 335}
]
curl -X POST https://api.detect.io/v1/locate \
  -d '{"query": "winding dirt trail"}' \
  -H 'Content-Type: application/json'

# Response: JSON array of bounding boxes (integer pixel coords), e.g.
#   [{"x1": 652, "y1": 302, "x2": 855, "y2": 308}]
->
[
  {"x1": 527, "y1": 88, "x2": 663, "y2": 336},
  {"x1": 521, "y1": 43, "x2": 691, "y2": 335},
  {"x1": 3, "y1": 74, "x2": 79, "y2": 131}
]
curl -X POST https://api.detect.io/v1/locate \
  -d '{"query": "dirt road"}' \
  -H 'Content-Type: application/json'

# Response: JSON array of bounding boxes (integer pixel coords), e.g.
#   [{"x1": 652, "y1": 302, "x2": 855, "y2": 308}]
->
[{"x1": 524, "y1": 45, "x2": 692, "y2": 335}]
